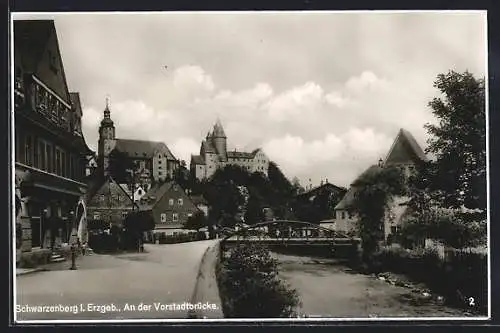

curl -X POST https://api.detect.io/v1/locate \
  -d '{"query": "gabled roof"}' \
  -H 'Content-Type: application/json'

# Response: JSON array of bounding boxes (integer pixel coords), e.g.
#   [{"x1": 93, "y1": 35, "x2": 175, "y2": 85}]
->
[
  {"x1": 87, "y1": 175, "x2": 138, "y2": 209},
  {"x1": 14, "y1": 20, "x2": 71, "y2": 104},
  {"x1": 201, "y1": 139, "x2": 217, "y2": 154},
  {"x1": 114, "y1": 139, "x2": 176, "y2": 160},
  {"x1": 69, "y1": 92, "x2": 83, "y2": 116},
  {"x1": 384, "y1": 128, "x2": 428, "y2": 165},
  {"x1": 334, "y1": 165, "x2": 383, "y2": 210},
  {"x1": 297, "y1": 182, "x2": 347, "y2": 199},
  {"x1": 138, "y1": 181, "x2": 184, "y2": 211},
  {"x1": 190, "y1": 195, "x2": 208, "y2": 206},
  {"x1": 227, "y1": 151, "x2": 254, "y2": 159},
  {"x1": 191, "y1": 155, "x2": 205, "y2": 165}
]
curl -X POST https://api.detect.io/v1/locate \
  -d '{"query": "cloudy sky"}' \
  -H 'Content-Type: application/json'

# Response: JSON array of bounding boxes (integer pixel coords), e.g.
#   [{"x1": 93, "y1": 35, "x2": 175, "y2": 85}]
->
[{"x1": 15, "y1": 11, "x2": 486, "y2": 188}]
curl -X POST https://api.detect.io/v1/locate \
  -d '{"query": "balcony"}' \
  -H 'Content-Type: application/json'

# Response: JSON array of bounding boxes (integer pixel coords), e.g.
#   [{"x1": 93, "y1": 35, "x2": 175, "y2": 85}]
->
[{"x1": 14, "y1": 79, "x2": 24, "y2": 107}]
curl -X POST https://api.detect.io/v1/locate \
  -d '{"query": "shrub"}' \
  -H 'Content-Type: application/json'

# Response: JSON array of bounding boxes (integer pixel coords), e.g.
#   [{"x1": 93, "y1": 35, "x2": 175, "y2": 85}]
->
[
  {"x1": 196, "y1": 231, "x2": 207, "y2": 241},
  {"x1": 217, "y1": 242, "x2": 301, "y2": 318},
  {"x1": 368, "y1": 245, "x2": 487, "y2": 314}
]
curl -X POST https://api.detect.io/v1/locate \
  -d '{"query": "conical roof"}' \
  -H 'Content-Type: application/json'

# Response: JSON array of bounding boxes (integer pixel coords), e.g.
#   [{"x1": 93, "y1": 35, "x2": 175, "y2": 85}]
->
[{"x1": 212, "y1": 118, "x2": 226, "y2": 138}]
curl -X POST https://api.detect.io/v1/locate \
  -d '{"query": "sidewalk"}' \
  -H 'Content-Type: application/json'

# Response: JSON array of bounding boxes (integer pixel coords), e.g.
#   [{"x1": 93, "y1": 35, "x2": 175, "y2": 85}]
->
[{"x1": 16, "y1": 267, "x2": 48, "y2": 276}]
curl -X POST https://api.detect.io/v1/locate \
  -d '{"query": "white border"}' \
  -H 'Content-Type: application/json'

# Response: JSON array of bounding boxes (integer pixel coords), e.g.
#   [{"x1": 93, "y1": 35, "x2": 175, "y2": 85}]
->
[{"x1": 11, "y1": 10, "x2": 491, "y2": 324}]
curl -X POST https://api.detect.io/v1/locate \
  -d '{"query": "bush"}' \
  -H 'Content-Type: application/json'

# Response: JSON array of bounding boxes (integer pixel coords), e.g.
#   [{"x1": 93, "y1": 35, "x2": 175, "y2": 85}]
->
[
  {"x1": 368, "y1": 246, "x2": 487, "y2": 314},
  {"x1": 217, "y1": 243, "x2": 301, "y2": 318},
  {"x1": 196, "y1": 231, "x2": 207, "y2": 241}
]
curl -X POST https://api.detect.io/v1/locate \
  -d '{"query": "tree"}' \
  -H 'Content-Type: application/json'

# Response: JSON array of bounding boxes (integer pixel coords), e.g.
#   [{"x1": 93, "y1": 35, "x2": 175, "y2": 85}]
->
[
  {"x1": 185, "y1": 210, "x2": 208, "y2": 231},
  {"x1": 244, "y1": 194, "x2": 265, "y2": 224},
  {"x1": 108, "y1": 150, "x2": 136, "y2": 184},
  {"x1": 424, "y1": 70, "x2": 486, "y2": 214},
  {"x1": 351, "y1": 166, "x2": 404, "y2": 261},
  {"x1": 291, "y1": 176, "x2": 305, "y2": 195},
  {"x1": 123, "y1": 211, "x2": 155, "y2": 250}
]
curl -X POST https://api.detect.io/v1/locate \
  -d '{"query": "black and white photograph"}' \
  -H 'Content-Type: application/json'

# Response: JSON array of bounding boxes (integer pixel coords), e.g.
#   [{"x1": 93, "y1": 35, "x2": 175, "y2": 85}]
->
[{"x1": 12, "y1": 11, "x2": 489, "y2": 322}]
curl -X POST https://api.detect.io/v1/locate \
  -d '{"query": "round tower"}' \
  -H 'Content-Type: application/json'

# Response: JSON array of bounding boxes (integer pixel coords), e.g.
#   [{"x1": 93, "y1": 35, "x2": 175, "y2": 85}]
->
[{"x1": 212, "y1": 118, "x2": 227, "y2": 161}]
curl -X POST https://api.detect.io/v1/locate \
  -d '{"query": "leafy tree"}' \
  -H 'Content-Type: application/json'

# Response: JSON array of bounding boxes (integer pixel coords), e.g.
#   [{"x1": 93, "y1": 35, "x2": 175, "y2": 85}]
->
[
  {"x1": 244, "y1": 193, "x2": 265, "y2": 224},
  {"x1": 185, "y1": 210, "x2": 208, "y2": 231},
  {"x1": 108, "y1": 150, "x2": 136, "y2": 184},
  {"x1": 351, "y1": 166, "x2": 404, "y2": 261},
  {"x1": 423, "y1": 70, "x2": 486, "y2": 214},
  {"x1": 291, "y1": 177, "x2": 305, "y2": 195},
  {"x1": 122, "y1": 210, "x2": 155, "y2": 250}
]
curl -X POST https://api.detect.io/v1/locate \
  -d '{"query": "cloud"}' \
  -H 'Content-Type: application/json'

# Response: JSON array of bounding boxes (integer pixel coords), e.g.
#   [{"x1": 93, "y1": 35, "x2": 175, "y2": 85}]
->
[
  {"x1": 81, "y1": 66, "x2": 447, "y2": 187},
  {"x1": 263, "y1": 128, "x2": 392, "y2": 186},
  {"x1": 266, "y1": 81, "x2": 324, "y2": 121},
  {"x1": 30, "y1": 12, "x2": 484, "y2": 187}
]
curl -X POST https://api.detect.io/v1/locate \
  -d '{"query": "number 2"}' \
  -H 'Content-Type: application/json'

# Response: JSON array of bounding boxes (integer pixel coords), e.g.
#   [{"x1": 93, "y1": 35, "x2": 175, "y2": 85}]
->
[{"x1": 468, "y1": 297, "x2": 475, "y2": 306}]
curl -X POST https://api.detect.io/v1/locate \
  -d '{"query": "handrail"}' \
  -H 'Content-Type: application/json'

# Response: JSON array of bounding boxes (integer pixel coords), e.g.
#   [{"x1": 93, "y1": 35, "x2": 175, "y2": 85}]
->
[{"x1": 220, "y1": 220, "x2": 355, "y2": 243}]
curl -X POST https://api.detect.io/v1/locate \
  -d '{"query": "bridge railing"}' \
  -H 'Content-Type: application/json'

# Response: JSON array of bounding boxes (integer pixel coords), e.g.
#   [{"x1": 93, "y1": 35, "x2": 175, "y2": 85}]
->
[{"x1": 220, "y1": 220, "x2": 357, "y2": 243}]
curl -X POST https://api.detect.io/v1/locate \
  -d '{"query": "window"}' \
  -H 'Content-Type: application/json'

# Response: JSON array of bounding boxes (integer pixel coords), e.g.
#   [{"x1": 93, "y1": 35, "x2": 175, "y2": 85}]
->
[
  {"x1": 178, "y1": 199, "x2": 183, "y2": 206},
  {"x1": 122, "y1": 211, "x2": 128, "y2": 219},
  {"x1": 93, "y1": 212, "x2": 101, "y2": 220},
  {"x1": 158, "y1": 155, "x2": 161, "y2": 159},
  {"x1": 341, "y1": 211, "x2": 346, "y2": 219},
  {"x1": 38, "y1": 141, "x2": 46, "y2": 170},
  {"x1": 172, "y1": 213, "x2": 179, "y2": 222},
  {"x1": 169, "y1": 199, "x2": 174, "y2": 206},
  {"x1": 24, "y1": 135, "x2": 32, "y2": 166},
  {"x1": 391, "y1": 226, "x2": 401, "y2": 234},
  {"x1": 46, "y1": 143, "x2": 52, "y2": 173},
  {"x1": 55, "y1": 149, "x2": 61, "y2": 175},
  {"x1": 159, "y1": 171, "x2": 162, "y2": 176},
  {"x1": 161, "y1": 213, "x2": 167, "y2": 223}
]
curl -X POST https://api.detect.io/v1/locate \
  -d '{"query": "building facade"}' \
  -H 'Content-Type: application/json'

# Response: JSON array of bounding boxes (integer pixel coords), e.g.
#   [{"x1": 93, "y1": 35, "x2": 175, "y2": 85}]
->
[
  {"x1": 334, "y1": 128, "x2": 428, "y2": 239},
  {"x1": 86, "y1": 176, "x2": 138, "y2": 228},
  {"x1": 190, "y1": 119, "x2": 270, "y2": 180},
  {"x1": 138, "y1": 181, "x2": 200, "y2": 235},
  {"x1": 97, "y1": 103, "x2": 179, "y2": 187},
  {"x1": 14, "y1": 20, "x2": 93, "y2": 257}
]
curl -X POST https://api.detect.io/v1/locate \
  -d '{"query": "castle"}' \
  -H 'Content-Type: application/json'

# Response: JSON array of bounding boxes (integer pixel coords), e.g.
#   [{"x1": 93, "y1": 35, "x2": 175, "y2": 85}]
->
[
  {"x1": 190, "y1": 119, "x2": 270, "y2": 180},
  {"x1": 97, "y1": 100, "x2": 179, "y2": 187}
]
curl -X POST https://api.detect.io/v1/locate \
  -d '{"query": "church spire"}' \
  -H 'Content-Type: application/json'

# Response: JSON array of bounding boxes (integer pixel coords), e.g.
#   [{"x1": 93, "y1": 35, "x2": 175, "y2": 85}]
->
[{"x1": 100, "y1": 96, "x2": 114, "y2": 128}]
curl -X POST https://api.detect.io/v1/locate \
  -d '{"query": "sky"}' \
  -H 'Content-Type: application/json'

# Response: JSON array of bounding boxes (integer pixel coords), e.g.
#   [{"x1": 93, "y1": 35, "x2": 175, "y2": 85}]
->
[{"x1": 14, "y1": 11, "x2": 487, "y2": 188}]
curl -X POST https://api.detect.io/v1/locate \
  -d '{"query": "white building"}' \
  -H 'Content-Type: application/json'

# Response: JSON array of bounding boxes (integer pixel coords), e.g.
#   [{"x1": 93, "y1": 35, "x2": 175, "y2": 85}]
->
[
  {"x1": 190, "y1": 119, "x2": 270, "y2": 180},
  {"x1": 334, "y1": 128, "x2": 428, "y2": 240},
  {"x1": 97, "y1": 100, "x2": 179, "y2": 185}
]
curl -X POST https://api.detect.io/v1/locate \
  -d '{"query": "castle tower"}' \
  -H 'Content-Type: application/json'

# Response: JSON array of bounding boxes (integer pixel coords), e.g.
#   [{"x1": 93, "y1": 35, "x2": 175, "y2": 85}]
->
[
  {"x1": 212, "y1": 118, "x2": 227, "y2": 162},
  {"x1": 98, "y1": 98, "x2": 116, "y2": 176}
]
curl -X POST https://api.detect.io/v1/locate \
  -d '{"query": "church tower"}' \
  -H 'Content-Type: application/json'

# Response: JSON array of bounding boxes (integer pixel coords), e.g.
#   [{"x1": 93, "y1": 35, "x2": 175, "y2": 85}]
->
[
  {"x1": 98, "y1": 98, "x2": 116, "y2": 176},
  {"x1": 212, "y1": 118, "x2": 227, "y2": 162}
]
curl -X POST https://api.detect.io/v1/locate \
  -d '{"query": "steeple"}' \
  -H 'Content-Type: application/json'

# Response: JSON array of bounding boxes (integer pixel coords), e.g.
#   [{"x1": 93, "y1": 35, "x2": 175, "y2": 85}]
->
[
  {"x1": 213, "y1": 118, "x2": 226, "y2": 138},
  {"x1": 100, "y1": 96, "x2": 114, "y2": 127}
]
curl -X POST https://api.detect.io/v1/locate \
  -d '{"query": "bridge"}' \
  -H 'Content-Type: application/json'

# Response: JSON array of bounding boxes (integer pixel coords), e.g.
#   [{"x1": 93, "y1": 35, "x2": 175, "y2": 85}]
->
[{"x1": 219, "y1": 220, "x2": 361, "y2": 259}]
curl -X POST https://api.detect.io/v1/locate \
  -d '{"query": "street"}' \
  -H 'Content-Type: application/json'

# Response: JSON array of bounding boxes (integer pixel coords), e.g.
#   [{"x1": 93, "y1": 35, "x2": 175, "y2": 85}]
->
[
  {"x1": 15, "y1": 240, "x2": 217, "y2": 321},
  {"x1": 275, "y1": 252, "x2": 474, "y2": 318}
]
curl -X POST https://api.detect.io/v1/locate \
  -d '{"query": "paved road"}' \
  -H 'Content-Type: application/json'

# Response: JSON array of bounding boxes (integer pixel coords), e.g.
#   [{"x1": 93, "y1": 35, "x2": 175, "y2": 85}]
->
[
  {"x1": 275, "y1": 252, "x2": 476, "y2": 319},
  {"x1": 15, "y1": 240, "x2": 217, "y2": 321}
]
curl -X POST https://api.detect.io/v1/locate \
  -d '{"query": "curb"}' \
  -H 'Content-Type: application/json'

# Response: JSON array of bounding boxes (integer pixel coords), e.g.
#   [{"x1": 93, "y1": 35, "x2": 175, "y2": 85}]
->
[
  {"x1": 188, "y1": 241, "x2": 224, "y2": 319},
  {"x1": 16, "y1": 268, "x2": 47, "y2": 276}
]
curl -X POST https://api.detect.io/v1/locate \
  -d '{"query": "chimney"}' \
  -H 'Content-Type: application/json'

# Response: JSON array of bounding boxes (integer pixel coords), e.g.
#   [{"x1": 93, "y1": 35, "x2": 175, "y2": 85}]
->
[{"x1": 378, "y1": 158, "x2": 384, "y2": 167}]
